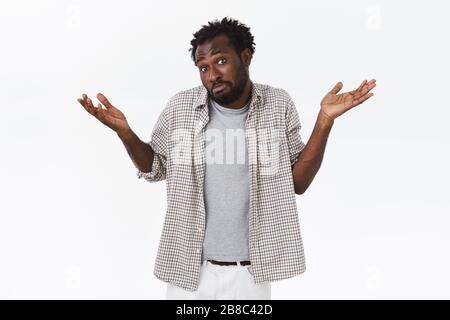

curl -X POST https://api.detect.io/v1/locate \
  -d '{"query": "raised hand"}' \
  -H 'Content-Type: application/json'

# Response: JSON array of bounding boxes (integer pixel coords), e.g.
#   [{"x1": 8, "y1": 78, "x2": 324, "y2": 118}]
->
[
  {"x1": 320, "y1": 79, "x2": 376, "y2": 120},
  {"x1": 77, "y1": 93, "x2": 131, "y2": 136}
]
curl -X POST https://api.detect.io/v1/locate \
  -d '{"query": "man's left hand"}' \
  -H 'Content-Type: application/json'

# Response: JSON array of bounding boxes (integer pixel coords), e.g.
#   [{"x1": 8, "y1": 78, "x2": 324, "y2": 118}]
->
[{"x1": 320, "y1": 79, "x2": 377, "y2": 121}]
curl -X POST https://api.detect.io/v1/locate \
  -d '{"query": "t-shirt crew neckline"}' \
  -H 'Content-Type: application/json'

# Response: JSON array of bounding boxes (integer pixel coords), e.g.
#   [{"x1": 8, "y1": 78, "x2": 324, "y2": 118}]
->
[{"x1": 210, "y1": 98, "x2": 250, "y2": 115}]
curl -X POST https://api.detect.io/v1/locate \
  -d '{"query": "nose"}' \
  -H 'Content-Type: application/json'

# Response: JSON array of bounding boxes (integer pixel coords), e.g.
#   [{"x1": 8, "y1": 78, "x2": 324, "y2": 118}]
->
[{"x1": 208, "y1": 65, "x2": 222, "y2": 85}]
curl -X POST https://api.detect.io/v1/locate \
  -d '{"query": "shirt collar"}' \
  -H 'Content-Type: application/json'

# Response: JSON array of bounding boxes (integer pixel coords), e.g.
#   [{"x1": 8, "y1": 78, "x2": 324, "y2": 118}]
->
[{"x1": 193, "y1": 80, "x2": 262, "y2": 110}]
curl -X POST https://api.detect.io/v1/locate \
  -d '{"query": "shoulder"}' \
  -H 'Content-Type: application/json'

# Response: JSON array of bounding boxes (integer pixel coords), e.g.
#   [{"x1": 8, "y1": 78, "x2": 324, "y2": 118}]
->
[
  {"x1": 158, "y1": 85, "x2": 206, "y2": 120},
  {"x1": 253, "y1": 82, "x2": 295, "y2": 114},
  {"x1": 168, "y1": 85, "x2": 205, "y2": 106}
]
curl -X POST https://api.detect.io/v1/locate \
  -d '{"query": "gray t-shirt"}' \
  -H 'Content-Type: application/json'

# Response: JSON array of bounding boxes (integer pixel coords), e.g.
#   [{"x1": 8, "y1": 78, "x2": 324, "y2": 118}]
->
[{"x1": 201, "y1": 98, "x2": 250, "y2": 262}]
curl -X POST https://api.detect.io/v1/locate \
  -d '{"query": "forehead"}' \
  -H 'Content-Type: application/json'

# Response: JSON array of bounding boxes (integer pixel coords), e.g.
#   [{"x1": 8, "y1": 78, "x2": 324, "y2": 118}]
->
[{"x1": 195, "y1": 34, "x2": 235, "y2": 63}]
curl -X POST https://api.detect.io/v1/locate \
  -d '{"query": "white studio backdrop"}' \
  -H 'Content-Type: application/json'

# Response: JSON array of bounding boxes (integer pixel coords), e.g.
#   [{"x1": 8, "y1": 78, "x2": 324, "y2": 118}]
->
[{"x1": 0, "y1": 0, "x2": 449, "y2": 299}]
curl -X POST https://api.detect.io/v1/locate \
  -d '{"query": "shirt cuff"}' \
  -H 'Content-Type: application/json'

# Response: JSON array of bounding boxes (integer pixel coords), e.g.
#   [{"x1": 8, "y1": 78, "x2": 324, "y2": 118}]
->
[
  {"x1": 136, "y1": 141, "x2": 165, "y2": 182},
  {"x1": 291, "y1": 140, "x2": 306, "y2": 166}
]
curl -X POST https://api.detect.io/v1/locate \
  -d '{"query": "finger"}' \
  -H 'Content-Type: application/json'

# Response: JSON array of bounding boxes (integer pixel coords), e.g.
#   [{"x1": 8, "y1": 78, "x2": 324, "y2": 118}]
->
[
  {"x1": 356, "y1": 80, "x2": 367, "y2": 92},
  {"x1": 350, "y1": 80, "x2": 366, "y2": 98},
  {"x1": 97, "y1": 93, "x2": 114, "y2": 109},
  {"x1": 96, "y1": 103, "x2": 105, "y2": 118},
  {"x1": 82, "y1": 94, "x2": 89, "y2": 106},
  {"x1": 86, "y1": 97, "x2": 101, "y2": 117},
  {"x1": 77, "y1": 98, "x2": 87, "y2": 108},
  {"x1": 87, "y1": 97, "x2": 95, "y2": 108},
  {"x1": 77, "y1": 98, "x2": 89, "y2": 112},
  {"x1": 83, "y1": 94, "x2": 94, "y2": 114},
  {"x1": 353, "y1": 81, "x2": 376, "y2": 100},
  {"x1": 361, "y1": 79, "x2": 376, "y2": 91},
  {"x1": 330, "y1": 82, "x2": 343, "y2": 94},
  {"x1": 353, "y1": 92, "x2": 374, "y2": 106},
  {"x1": 78, "y1": 97, "x2": 95, "y2": 115},
  {"x1": 97, "y1": 103, "x2": 116, "y2": 125},
  {"x1": 360, "y1": 81, "x2": 377, "y2": 96}
]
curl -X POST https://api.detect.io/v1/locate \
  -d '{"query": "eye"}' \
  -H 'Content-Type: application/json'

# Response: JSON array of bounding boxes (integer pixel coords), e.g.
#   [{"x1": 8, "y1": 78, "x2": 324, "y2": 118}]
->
[
  {"x1": 200, "y1": 66, "x2": 207, "y2": 73},
  {"x1": 218, "y1": 58, "x2": 227, "y2": 65}
]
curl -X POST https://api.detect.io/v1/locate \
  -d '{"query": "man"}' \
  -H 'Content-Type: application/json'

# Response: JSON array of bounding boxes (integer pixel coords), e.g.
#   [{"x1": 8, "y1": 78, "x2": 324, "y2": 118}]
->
[{"x1": 77, "y1": 17, "x2": 376, "y2": 300}]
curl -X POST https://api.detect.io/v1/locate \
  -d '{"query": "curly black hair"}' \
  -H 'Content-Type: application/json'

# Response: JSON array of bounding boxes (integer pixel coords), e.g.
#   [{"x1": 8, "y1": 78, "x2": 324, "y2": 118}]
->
[{"x1": 189, "y1": 17, "x2": 255, "y2": 64}]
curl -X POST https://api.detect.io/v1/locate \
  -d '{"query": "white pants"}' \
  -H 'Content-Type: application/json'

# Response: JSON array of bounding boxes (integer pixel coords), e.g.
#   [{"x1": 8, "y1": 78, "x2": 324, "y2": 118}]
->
[{"x1": 165, "y1": 260, "x2": 271, "y2": 300}]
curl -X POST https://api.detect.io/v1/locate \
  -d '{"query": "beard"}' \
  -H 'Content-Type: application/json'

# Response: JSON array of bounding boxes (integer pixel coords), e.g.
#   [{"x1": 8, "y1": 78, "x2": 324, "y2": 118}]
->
[{"x1": 209, "y1": 58, "x2": 249, "y2": 106}]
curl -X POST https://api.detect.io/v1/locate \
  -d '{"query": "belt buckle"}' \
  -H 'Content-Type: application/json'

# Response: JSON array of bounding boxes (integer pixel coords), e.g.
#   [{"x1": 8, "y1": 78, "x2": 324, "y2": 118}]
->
[{"x1": 208, "y1": 260, "x2": 250, "y2": 266}]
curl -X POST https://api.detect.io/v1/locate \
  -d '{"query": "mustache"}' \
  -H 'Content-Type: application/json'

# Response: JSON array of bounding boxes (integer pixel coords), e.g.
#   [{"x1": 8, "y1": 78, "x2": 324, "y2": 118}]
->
[{"x1": 212, "y1": 81, "x2": 230, "y2": 89}]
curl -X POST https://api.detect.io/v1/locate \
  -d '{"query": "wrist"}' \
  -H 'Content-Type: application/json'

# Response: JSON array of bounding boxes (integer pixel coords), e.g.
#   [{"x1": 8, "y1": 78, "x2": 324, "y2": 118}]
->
[
  {"x1": 318, "y1": 109, "x2": 334, "y2": 126},
  {"x1": 117, "y1": 127, "x2": 134, "y2": 141}
]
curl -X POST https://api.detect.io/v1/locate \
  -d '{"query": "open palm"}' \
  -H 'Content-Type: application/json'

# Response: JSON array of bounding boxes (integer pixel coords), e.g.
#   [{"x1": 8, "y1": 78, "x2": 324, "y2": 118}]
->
[
  {"x1": 77, "y1": 93, "x2": 130, "y2": 135},
  {"x1": 320, "y1": 79, "x2": 376, "y2": 120}
]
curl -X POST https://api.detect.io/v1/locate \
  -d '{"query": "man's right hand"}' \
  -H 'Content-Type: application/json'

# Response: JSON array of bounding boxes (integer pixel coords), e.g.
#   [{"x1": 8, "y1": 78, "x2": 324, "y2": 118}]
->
[{"x1": 77, "y1": 93, "x2": 131, "y2": 137}]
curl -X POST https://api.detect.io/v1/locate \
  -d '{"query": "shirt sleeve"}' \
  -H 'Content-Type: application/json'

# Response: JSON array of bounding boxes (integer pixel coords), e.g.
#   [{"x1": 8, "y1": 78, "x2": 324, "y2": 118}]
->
[
  {"x1": 136, "y1": 106, "x2": 169, "y2": 183},
  {"x1": 285, "y1": 91, "x2": 306, "y2": 167}
]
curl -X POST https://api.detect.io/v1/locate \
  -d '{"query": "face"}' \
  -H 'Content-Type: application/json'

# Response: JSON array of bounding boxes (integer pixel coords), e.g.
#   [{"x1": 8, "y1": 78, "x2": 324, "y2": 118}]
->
[{"x1": 195, "y1": 34, "x2": 252, "y2": 106}]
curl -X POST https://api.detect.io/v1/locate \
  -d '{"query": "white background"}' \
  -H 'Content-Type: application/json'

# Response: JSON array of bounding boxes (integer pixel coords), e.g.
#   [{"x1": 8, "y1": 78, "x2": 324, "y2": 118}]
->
[{"x1": 1, "y1": 0, "x2": 449, "y2": 299}]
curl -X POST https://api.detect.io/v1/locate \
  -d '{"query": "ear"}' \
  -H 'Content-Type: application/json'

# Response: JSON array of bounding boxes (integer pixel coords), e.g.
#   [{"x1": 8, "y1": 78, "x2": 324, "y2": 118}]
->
[{"x1": 240, "y1": 48, "x2": 253, "y2": 67}]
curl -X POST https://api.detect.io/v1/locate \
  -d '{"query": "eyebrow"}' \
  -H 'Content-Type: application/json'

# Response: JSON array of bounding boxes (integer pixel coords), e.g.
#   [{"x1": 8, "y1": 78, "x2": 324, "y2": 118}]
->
[{"x1": 195, "y1": 48, "x2": 227, "y2": 65}]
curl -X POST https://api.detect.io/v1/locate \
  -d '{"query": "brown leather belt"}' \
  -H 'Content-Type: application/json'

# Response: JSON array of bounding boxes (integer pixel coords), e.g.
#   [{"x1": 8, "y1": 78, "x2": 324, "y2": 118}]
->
[{"x1": 207, "y1": 260, "x2": 251, "y2": 266}]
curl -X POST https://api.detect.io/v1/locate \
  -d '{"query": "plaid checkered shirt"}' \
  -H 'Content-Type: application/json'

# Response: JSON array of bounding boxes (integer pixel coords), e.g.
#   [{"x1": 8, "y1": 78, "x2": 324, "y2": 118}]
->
[{"x1": 136, "y1": 81, "x2": 307, "y2": 291}]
